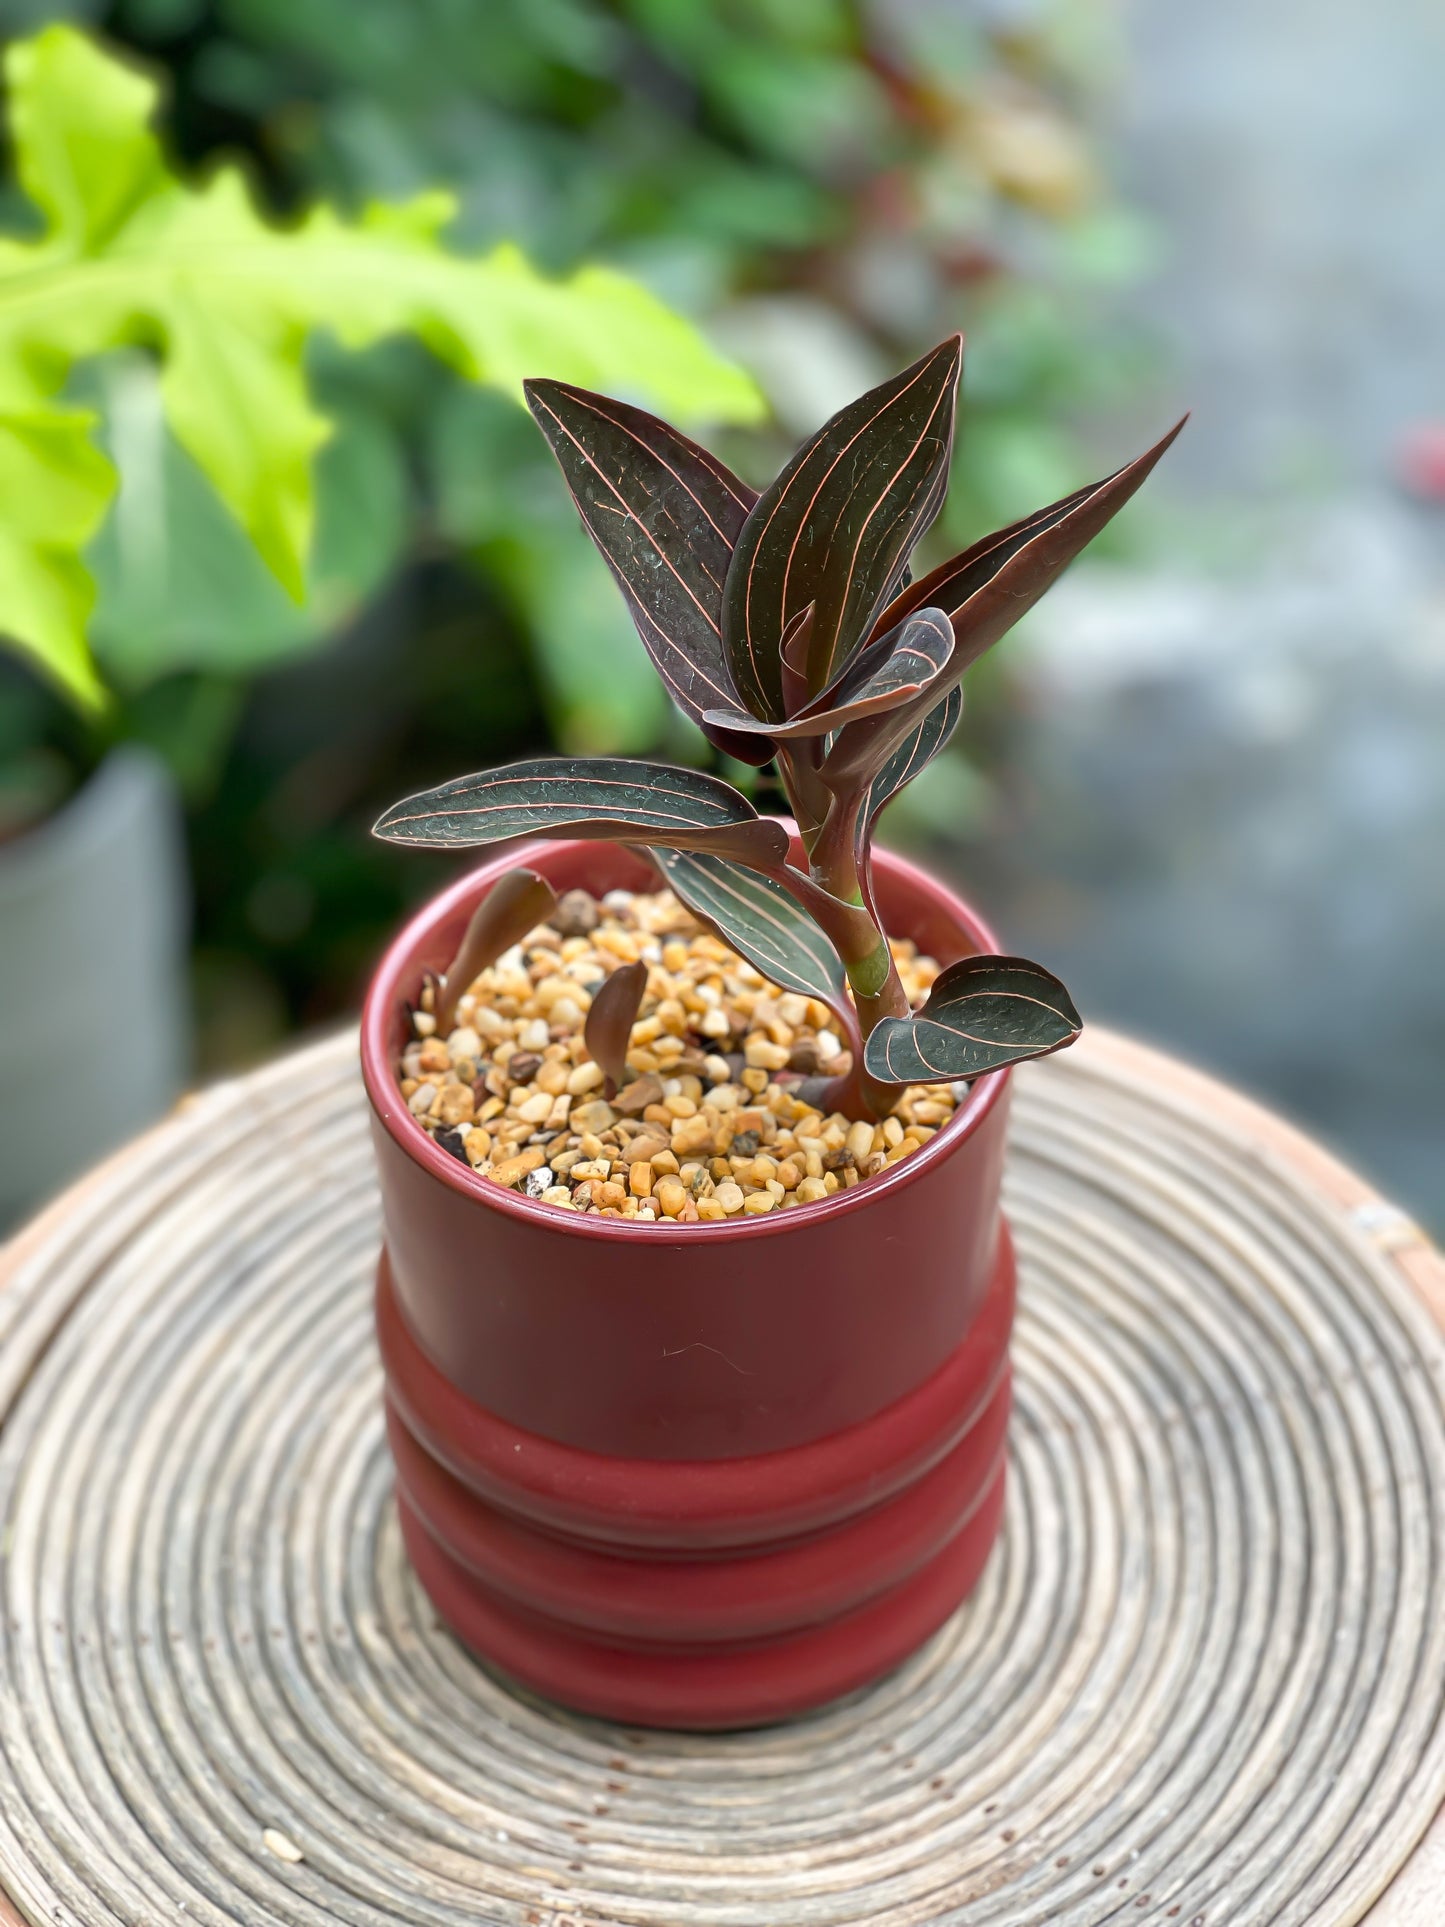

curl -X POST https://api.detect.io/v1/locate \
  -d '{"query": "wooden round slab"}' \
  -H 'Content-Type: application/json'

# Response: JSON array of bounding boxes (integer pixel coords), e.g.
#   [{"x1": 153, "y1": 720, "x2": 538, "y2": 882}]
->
[{"x1": 1, "y1": 1028, "x2": 1443, "y2": 1927}]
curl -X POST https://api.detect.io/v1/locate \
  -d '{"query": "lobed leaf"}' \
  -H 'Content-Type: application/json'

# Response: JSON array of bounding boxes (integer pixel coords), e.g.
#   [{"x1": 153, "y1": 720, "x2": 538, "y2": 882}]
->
[
  {"x1": 655, "y1": 848, "x2": 847, "y2": 1004},
  {"x1": 864, "y1": 955, "x2": 1081, "y2": 1084},
  {"x1": 721, "y1": 335, "x2": 961, "y2": 722},
  {"x1": 0, "y1": 26, "x2": 762, "y2": 705},
  {"x1": 373, "y1": 756, "x2": 789, "y2": 864},
  {"x1": 584, "y1": 958, "x2": 648, "y2": 1096},
  {"x1": 523, "y1": 378, "x2": 763, "y2": 758},
  {"x1": 435, "y1": 867, "x2": 558, "y2": 1029}
]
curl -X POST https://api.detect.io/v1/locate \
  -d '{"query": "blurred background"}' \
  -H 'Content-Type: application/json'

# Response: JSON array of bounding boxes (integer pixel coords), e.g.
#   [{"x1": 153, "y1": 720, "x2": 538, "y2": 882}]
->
[{"x1": 1, "y1": 0, "x2": 1441, "y2": 1231}]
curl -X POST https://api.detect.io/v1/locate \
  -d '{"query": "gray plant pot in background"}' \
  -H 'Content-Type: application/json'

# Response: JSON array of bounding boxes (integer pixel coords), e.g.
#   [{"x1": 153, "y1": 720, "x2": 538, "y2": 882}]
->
[{"x1": 0, "y1": 749, "x2": 189, "y2": 1230}]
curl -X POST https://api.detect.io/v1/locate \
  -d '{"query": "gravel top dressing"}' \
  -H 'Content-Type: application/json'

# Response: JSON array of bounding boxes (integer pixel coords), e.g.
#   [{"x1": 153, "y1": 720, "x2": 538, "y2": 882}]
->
[{"x1": 397, "y1": 885, "x2": 959, "y2": 1222}]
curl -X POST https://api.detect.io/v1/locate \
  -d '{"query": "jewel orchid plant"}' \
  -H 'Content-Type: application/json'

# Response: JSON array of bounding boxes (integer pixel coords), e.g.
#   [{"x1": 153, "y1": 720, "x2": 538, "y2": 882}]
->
[{"x1": 376, "y1": 337, "x2": 1183, "y2": 1121}]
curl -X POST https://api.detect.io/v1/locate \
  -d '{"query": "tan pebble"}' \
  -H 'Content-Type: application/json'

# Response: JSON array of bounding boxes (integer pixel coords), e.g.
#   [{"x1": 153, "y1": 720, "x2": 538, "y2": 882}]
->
[
  {"x1": 650, "y1": 1148, "x2": 680, "y2": 1175},
  {"x1": 862, "y1": 1150, "x2": 888, "y2": 1177},
  {"x1": 671, "y1": 1115, "x2": 714, "y2": 1157},
  {"x1": 435, "y1": 1082, "x2": 476, "y2": 1126},
  {"x1": 701, "y1": 1007, "x2": 731, "y2": 1037},
  {"x1": 463, "y1": 1127, "x2": 492, "y2": 1165},
  {"x1": 613, "y1": 1072, "x2": 663, "y2": 1116},
  {"x1": 540, "y1": 1186, "x2": 573, "y2": 1206},
  {"x1": 413, "y1": 1010, "x2": 437, "y2": 1037},
  {"x1": 567, "y1": 1061, "x2": 605, "y2": 1096},
  {"x1": 913, "y1": 1100, "x2": 950, "y2": 1124},
  {"x1": 703, "y1": 1054, "x2": 732, "y2": 1083},
  {"x1": 846, "y1": 1120, "x2": 876, "y2": 1164},
  {"x1": 714, "y1": 1182, "x2": 746, "y2": 1214},
  {"x1": 655, "y1": 1177, "x2": 688, "y2": 1217},
  {"x1": 678, "y1": 1199, "x2": 700, "y2": 1222},
  {"x1": 418, "y1": 1040, "x2": 450, "y2": 1075},
  {"x1": 447, "y1": 1026, "x2": 482, "y2": 1063},
  {"x1": 490, "y1": 1146, "x2": 547, "y2": 1188},
  {"x1": 741, "y1": 1067, "x2": 769, "y2": 1094},
  {"x1": 596, "y1": 1180, "x2": 627, "y2": 1208},
  {"x1": 570, "y1": 1159, "x2": 611, "y2": 1181},
  {"x1": 571, "y1": 1099, "x2": 617, "y2": 1133},
  {"x1": 517, "y1": 1018, "x2": 550, "y2": 1052},
  {"x1": 407, "y1": 1084, "x2": 438, "y2": 1117},
  {"x1": 663, "y1": 1093, "x2": 697, "y2": 1119},
  {"x1": 400, "y1": 1077, "x2": 420, "y2": 1099},
  {"x1": 629, "y1": 1163, "x2": 654, "y2": 1199},
  {"x1": 515, "y1": 1091, "x2": 552, "y2": 1124},
  {"x1": 744, "y1": 1036, "x2": 791, "y2": 1071},
  {"x1": 748, "y1": 1156, "x2": 778, "y2": 1185},
  {"x1": 479, "y1": 1095, "x2": 505, "y2": 1123},
  {"x1": 622, "y1": 1136, "x2": 668, "y2": 1165},
  {"x1": 743, "y1": 1191, "x2": 775, "y2": 1214},
  {"x1": 776, "y1": 1158, "x2": 802, "y2": 1190},
  {"x1": 882, "y1": 1115, "x2": 905, "y2": 1148},
  {"x1": 654, "y1": 998, "x2": 689, "y2": 1036},
  {"x1": 534, "y1": 1060, "x2": 569, "y2": 1095},
  {"x1": 815, "y1": 1029, "x2": 842, "y2": 1063},
  {"x1": 696, "y1": 1198, "x2": 727, "y2": 1220},
  {"x1": 794, "y1": 1176, "x2": 829, "y2": 1204},
  {"x1": 262, "y1": 1827, "x2": 305, "y2": 1864}
]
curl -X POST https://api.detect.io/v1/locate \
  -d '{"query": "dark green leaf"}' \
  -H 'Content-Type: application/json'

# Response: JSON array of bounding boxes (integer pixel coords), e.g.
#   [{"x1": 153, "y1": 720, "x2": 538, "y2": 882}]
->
[
  {"x1": 864, "y1": 955, "x2": 1082, "y2": 1084},
  {"x1": 374, "y1": 757, "x2": 789, "y2": 863},
  {"x1": 703, "y1": 605, "x2": 953, "y2": 741},
  {"x1": 868, "y1": 416, "x2": 1188, "y2": 676},
  {"x1": 523, "y1": 380, "x2": 760, "y2": 753},
  {"x1": 656, "y1": 847, "x2": 847, "y2": 1003},
  {"x1": 436, "y1": 867, "x2": 558, "y2": 1028},
  {"x1": 722, "y1": 335, "x2": 961, "y2": 721},
  {"x1": 863, "y1": 684, "x2": 964, "y2": 827},
  {"x1": 584, "y1": 957, "x2": 648, "y2": 1095}
]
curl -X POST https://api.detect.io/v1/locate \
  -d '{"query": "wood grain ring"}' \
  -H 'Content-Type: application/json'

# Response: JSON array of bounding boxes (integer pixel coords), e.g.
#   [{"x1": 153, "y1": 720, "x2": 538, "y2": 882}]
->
[{"x1": 0, "y1": 1027, "x2": 1443, "y2": 1926}]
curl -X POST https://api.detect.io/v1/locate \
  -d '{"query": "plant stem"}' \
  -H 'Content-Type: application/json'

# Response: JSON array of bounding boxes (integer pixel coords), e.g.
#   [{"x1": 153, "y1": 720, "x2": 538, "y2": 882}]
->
[{"x1": 795, "y1": 785, "x2": 915, "y2": 1120}]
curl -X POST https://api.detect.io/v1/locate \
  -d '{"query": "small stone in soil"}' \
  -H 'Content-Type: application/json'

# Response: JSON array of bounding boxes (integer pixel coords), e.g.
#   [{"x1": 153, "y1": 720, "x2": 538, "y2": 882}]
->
[{"x1": 395, "y1": 884, "x2": 956, "y2": 1221}]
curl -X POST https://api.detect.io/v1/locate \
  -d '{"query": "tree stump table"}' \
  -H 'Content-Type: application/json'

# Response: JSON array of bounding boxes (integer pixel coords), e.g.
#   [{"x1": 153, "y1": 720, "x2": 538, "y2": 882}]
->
[{"x1": 2, "y1": 1028, "x2": 1443, "y2": 1927}]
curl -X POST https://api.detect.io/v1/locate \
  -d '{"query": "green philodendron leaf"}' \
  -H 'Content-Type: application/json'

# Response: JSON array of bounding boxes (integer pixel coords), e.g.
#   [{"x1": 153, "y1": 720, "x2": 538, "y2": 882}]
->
[
  {"x1": 0, "y1": 376, "x2": 113, "y2": 708},
  {"x1": 864, "y1": 954, "x2": 1082, "y2": 1084},
  {"x1": 705, "y1": 605, "x2": 954, "y2": 742},
  {"x1": 655, "y1": 847, "x2": 847, "y2": 1005},
  {"x1": 721, "y1": 335, "x2": 960, "y2": 722},
  {"x1": 0, "y1": 25, "x2": 763, "y2": 705},
  {"x1": 523, "y1": 378, "x2": 762, "y2": 758},
  {"x1": 373, "y1": 756, "x2": 789, "y2": 865}
]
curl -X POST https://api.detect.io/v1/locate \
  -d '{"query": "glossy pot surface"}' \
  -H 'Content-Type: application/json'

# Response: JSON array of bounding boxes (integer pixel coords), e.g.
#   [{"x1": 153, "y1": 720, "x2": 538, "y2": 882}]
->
[{"x1": 362, "y1": 836, "x2": 1017, "y2": 1725}]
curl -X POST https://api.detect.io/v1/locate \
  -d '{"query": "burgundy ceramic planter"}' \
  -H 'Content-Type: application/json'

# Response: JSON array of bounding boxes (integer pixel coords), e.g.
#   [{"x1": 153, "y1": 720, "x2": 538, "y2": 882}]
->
[{"x1": 362, "y1": 835, "x2": 1015, "y2": 1728}]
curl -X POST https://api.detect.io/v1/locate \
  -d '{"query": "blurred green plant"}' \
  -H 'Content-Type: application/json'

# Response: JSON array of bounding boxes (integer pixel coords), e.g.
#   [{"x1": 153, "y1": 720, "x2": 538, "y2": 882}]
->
[
  {"x1": 0, "y1": 23, "x2": 761, "y2": 708},
  {"x1": 2, "y1": 0, "x2": 1158, "y2": 1069}
]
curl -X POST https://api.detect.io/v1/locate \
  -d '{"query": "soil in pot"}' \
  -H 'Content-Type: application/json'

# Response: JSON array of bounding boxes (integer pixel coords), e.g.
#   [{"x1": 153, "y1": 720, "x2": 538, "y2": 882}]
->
[{"x1": 396, "y1": 882, "x2": 960, "y2": 1221}]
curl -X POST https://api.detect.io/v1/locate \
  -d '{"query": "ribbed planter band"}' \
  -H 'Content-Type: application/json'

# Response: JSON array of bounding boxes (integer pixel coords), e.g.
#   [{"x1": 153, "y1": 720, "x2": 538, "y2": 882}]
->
[{"x1": 1, "y1": 1028, "x2": 1444, "y2": 1925}]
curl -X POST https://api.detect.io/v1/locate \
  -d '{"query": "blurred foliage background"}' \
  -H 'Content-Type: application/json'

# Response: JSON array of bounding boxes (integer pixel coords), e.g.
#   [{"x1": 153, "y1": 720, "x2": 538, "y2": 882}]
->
[{"x1": 1, "y1": 0, "x2": 1158, "y2": 1071}]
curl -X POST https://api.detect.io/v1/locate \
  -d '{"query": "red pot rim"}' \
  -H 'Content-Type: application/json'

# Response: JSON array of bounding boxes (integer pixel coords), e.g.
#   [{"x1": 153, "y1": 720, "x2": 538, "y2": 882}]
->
[{"x1": 360, "y1": 833, "x2": 1009, "y2": 1243}]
